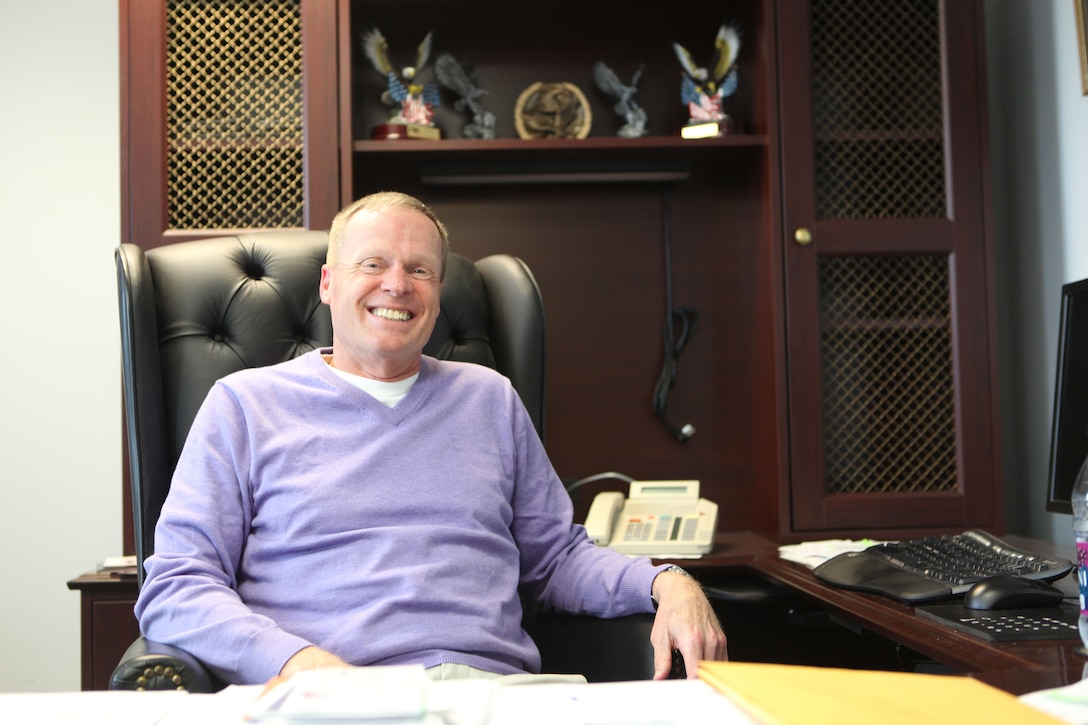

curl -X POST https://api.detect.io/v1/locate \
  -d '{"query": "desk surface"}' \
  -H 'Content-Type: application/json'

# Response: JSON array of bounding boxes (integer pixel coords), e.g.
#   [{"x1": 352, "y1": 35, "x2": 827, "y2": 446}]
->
[{"x1": 673, "y1": 532, "x2": 1086, "y2": 696}]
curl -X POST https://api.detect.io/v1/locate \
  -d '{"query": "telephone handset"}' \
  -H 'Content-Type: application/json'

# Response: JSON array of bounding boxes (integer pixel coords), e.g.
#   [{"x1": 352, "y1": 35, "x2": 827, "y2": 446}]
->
[{"x1": 583, "y1": 480, "x2": 718, "y2": 556}]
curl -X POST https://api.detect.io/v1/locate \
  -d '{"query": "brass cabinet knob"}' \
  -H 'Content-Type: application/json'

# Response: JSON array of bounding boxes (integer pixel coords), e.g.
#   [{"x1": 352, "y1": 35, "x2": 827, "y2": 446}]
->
[{"x1": 794, "y1": 227, "x2": 812, "y2": 245}]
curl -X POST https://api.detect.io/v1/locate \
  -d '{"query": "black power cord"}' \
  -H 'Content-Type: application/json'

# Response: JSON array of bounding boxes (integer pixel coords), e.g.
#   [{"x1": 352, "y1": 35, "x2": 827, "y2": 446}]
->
[{"x1": 652, "y1": 186, "x2": 697, "y2": 443}]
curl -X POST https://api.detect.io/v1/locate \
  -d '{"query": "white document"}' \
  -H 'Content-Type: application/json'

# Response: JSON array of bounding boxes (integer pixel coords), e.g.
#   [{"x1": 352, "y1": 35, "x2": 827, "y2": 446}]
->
[
  {"x1": 0, "y1": 691, "x2": 190, "y2": 725},
  {"x1": 487, "y1": 679, "x2": 756, "y2": 725},
  {"x1": 1020, "y1": 673, "x2": 1088, "y2": 725},
  {"x1": 777, "y1": 539, "x2": 886, "y2": 568},
  {"x1": 245, "y1": 665, "x2": 427, "y2": 722}
]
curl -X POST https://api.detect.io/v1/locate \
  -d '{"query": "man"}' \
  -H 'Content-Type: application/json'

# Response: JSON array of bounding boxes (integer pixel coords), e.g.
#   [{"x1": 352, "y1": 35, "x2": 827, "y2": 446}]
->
[{"x1": 135, "y1": 191, "x2": 727, "y2": 685}]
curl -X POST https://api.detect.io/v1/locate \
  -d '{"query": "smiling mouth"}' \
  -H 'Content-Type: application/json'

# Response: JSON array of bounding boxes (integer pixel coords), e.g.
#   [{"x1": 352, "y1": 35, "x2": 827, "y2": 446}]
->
[{"x1": 370, "y1": 307, "x2": 413, "y2": 322}]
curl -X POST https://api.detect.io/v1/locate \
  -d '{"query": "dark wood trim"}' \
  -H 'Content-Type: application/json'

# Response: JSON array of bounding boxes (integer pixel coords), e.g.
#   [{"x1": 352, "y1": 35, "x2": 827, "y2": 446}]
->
[
  {"x1": 337, "y1": 0, "x2": 354, "y2": 209},
  {"x1": 301, "y1": 0, "x2": 341, "y2": 230},
  {"x1": 119, "y1": 0, "x2": 168, "y2": 247}
]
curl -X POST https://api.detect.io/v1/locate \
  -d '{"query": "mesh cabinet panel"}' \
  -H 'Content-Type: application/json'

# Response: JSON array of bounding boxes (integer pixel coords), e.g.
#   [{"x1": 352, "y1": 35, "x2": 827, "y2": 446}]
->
[
  {"x1": 811, "y1": 0, "x2": 945, "y2": 220},
  {"x1": 166, "y1": 0, "x2": 304, "y2": 230},
  {"x1": 818, "y1": 255, "x2": 957, "y2": 495},
  {"x1": 809, "y1": 1, "x2": 956, "y2": 498}
]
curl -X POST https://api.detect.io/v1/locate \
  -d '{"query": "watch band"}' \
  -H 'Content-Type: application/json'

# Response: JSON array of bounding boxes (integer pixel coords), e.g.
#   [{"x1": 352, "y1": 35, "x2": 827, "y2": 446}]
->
[{"x1": 662, "y1": 565, "x2": 693, "y2": 580}]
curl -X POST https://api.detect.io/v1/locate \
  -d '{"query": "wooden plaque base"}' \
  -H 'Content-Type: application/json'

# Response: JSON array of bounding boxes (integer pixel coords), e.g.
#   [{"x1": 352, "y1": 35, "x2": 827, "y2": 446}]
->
[
  {"x1": 371, "y1": 123, "x2": 443, "y2": 141},
  {"x1": 679, "y1": 117, "x2": 735, "y2": 139}
]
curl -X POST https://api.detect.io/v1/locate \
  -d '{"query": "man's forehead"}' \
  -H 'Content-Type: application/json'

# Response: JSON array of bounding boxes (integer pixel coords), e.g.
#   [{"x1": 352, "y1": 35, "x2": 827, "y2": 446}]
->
[{"x1": 343, "y1": 209, "x2": 442, "y2": 256}]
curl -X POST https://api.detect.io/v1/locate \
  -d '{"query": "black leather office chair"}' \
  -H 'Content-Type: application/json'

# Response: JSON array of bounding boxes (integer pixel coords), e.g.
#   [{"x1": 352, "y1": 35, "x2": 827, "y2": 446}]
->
[{"x1": 110, "y1": 231, "x2": 654, "y2": 691}]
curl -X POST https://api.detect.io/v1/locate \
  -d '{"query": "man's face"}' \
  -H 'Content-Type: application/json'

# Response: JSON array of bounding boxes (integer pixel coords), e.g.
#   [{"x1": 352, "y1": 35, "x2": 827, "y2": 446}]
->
[{"x1": 319, "y1": 206, "x2": 443, "y2": 380}]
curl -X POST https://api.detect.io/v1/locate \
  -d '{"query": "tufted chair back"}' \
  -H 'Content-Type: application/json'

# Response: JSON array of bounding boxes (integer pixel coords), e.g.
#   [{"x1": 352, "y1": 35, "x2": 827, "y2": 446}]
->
[{"x1": 116, "y1": 231, "x2": 546, "y2": 584}]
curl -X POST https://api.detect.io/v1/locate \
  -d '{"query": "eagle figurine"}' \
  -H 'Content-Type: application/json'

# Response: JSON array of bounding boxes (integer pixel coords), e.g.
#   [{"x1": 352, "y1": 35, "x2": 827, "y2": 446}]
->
[
  {"x1": 434, "y1": 52, "x2": 496, "y2": 139},
  {"x1": 672, "y1": 23, "x2": 740, "y2": 126},
  {"x1": 361, "y1": 27, "x2": 441, "y2": 127},
  {"x1": 592, "y1": 61, "x2": 649, "y2": 138}
]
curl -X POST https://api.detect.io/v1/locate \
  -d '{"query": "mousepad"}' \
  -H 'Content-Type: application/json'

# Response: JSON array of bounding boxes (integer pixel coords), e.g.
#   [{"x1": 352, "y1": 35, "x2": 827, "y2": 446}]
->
[{"x1": 916, "y1": 601, "x2": 1080, "y2": 642}]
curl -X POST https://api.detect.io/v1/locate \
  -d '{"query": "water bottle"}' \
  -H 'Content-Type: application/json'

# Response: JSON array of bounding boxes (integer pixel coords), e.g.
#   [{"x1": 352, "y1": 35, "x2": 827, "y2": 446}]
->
[{"x1": 1073, "y1": 452, "x2": 1088, "y2": 653}]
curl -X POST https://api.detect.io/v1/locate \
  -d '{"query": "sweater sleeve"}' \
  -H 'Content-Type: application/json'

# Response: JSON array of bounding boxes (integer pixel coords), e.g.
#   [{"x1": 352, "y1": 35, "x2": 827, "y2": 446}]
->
[
  {"x1": 507, "y1": 399, "x2": 664, "y2": 616},
  {"x1": 134, "y1": 382, "x2": 312, "y2": 684}
]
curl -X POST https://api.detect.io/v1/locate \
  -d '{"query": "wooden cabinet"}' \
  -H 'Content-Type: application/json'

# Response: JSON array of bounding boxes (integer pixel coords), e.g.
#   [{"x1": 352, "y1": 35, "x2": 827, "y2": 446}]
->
[
  {"x1": 120, "y1": 0, "x2": 999, "y2": 544},
  {"x1": 776, "y1": 0, "x2": 1001, "y2": 537}
]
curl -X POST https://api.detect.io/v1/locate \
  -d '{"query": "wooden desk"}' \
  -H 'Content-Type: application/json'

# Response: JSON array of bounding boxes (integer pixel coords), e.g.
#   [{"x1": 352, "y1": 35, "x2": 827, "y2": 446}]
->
[
  {"x1": 675, "y1": 532, "x2": 1085, "y2": 696},
  {"x1": 69, "y1": 532, "x2": 1084, "y2": 695}
]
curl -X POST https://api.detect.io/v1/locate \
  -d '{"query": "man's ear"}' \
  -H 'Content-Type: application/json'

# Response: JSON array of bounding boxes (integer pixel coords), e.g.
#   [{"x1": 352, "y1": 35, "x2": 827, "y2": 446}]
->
[{"x1": 318, "y1": 264, "x2": 332, "y2": 304}]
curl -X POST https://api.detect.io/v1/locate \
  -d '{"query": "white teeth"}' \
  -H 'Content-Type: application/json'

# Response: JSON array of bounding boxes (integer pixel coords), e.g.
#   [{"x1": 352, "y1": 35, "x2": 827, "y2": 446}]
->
[{"x1": 372, "y1": 307, "x2": 411, "y2": 321}]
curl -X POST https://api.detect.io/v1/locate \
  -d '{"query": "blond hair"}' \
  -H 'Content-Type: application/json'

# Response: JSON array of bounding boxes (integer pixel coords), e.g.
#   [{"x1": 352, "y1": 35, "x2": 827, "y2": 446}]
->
[{"x1": 327, "y1": 191, "x2": 450, "y2": 279}]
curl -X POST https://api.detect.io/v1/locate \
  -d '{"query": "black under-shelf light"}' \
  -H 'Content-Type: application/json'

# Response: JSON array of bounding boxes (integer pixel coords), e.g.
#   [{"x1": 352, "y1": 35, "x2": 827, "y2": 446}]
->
[{"x1": 420, "y1": 158, "x2": 691, "y2": 186}]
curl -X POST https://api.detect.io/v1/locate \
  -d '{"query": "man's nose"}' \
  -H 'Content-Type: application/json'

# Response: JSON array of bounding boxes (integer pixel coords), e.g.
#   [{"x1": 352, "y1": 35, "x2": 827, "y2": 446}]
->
[{"x1": 381, "y1": 265, "x2": 412, "y2": 295}]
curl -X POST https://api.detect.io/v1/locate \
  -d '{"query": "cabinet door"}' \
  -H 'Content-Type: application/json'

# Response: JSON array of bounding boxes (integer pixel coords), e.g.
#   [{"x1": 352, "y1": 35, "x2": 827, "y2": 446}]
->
[
  {"x1": 121, "y1": 0, "x2": 341, "y2": 247},
  {"x1": 777, "y1": 0, "x2": 1001, "y2": 535}
]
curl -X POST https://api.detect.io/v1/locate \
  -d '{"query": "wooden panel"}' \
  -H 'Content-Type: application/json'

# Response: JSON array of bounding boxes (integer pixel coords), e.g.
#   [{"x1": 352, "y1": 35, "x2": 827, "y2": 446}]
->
[
  {"x1": 89, "y1": 600, "x2": 140, "y2": 691},
  {"x1": 302, "y1": 0, "x2": 343, "y2": 230},
  {"x1": 120, "y1": 0, "x2": 168, "y2": 246},
  {"x1": 406, "y1": 175, "x2": 776, "y2": 534},
  {"x1": 70, "y1": 575, "x2": 140, "y2": 691}
]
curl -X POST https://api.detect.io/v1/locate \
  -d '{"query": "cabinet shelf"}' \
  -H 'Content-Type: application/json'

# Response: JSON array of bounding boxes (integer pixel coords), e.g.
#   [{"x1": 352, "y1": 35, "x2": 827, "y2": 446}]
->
[
  {"x1": 353, "y1": 134, "x2": 766, "y2": 185},
  {"x1": 352, "y1": 134, "x2": 767, "y2": 154}
]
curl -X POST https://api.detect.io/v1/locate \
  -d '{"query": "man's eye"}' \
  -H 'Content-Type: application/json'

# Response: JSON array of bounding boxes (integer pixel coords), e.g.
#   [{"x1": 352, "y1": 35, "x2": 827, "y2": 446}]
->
[{"x1": 410, "y1": 268, "x2": 437, "y2": 280}]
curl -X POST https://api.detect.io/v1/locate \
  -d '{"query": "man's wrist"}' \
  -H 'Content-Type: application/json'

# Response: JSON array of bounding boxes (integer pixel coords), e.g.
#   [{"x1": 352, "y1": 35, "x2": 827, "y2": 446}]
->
[{"x1": 651, "y1": 565, "x2": 695, "y2": 606}]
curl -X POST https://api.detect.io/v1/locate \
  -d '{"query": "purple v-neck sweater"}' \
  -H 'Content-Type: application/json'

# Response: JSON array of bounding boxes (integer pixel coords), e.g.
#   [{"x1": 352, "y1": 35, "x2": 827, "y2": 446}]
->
[{"x1": 135, "y1": 351, "x2": 661, "y2": 684}]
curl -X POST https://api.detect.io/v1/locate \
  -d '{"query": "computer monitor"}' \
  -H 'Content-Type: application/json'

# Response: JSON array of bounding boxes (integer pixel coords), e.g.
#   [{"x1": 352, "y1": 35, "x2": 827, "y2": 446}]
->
[{"x1": 1047, "y1": 277, "x2": 1088, "y2": 513}]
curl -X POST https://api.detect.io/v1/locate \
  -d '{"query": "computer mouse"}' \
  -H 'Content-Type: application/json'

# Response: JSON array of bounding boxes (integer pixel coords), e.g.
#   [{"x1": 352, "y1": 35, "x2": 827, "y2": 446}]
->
[{"x1": 962, "y1": 575, "x2": 1065, "y2": 610}]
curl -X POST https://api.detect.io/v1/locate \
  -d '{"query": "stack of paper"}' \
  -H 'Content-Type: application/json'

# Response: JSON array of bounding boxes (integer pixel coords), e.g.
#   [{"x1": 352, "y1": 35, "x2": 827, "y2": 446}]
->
[{"x1": 776, "y1": 539, "x2": 882, "y2": 568}]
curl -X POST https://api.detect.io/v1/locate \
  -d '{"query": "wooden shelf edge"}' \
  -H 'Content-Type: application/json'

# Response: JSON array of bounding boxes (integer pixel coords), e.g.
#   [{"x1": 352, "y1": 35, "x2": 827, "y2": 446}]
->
[{"x1": 352, "y1": 133, "x2": 768, "y2": 154}]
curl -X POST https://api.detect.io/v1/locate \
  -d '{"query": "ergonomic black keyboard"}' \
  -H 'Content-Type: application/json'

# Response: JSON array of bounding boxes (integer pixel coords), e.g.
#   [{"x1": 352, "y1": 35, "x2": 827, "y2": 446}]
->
[{"x1": 813, "y1": 529, "x2": 1075, "y2": 604}]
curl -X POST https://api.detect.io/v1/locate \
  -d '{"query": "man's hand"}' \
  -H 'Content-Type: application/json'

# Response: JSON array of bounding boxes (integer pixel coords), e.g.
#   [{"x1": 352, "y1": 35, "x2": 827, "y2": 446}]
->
[
  {"x1": 279, "y1": 646, "x2": 352, "y2": 678},
  {"x1": 649, "y1": 567, "x2": 727, "y2": 679}
]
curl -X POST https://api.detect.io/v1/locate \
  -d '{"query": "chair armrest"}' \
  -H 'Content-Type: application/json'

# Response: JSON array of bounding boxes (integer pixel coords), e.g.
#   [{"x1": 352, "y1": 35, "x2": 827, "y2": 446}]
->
[
  {"x1": 109, "y1": 636, "x2": 222, "y2": 693},
  {"x1": 522, "y1": 607, "x2": 658, "y2": 682}
]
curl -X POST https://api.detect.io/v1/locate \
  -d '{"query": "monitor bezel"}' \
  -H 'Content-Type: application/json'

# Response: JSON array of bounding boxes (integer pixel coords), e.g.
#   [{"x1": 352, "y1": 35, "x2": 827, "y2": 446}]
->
[{"x1": 1046, "y1": 277, "x2": 1088, "y2": 514}]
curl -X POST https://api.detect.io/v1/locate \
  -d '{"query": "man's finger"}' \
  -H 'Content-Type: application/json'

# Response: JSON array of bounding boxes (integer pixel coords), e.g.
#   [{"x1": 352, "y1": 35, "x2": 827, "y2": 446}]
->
[{"x1": 652, "y1": 642, "x2": 674, "y2": 680}]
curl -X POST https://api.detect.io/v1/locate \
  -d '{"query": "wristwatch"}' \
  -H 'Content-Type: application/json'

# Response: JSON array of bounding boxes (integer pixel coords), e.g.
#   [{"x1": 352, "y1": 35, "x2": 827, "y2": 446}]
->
[{"x1": 662, "y1": 565, "x2": 693, "y2": 580}]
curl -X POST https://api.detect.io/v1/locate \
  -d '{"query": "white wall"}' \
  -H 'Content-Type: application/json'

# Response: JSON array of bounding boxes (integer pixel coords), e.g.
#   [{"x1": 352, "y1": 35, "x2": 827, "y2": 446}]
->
[
  {"x1": 0, "y1": 1, "x2": 121, "y2": 691},
  {"x1": 987, "y1": 0, "x2": 1088, "y2": 545}
]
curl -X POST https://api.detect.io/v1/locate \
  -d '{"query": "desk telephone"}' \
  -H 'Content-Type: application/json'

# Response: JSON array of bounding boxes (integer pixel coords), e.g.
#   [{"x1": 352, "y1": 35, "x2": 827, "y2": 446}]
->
[{"x1": 583, "y1": 480, "x2": 718, "y2": 555}]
